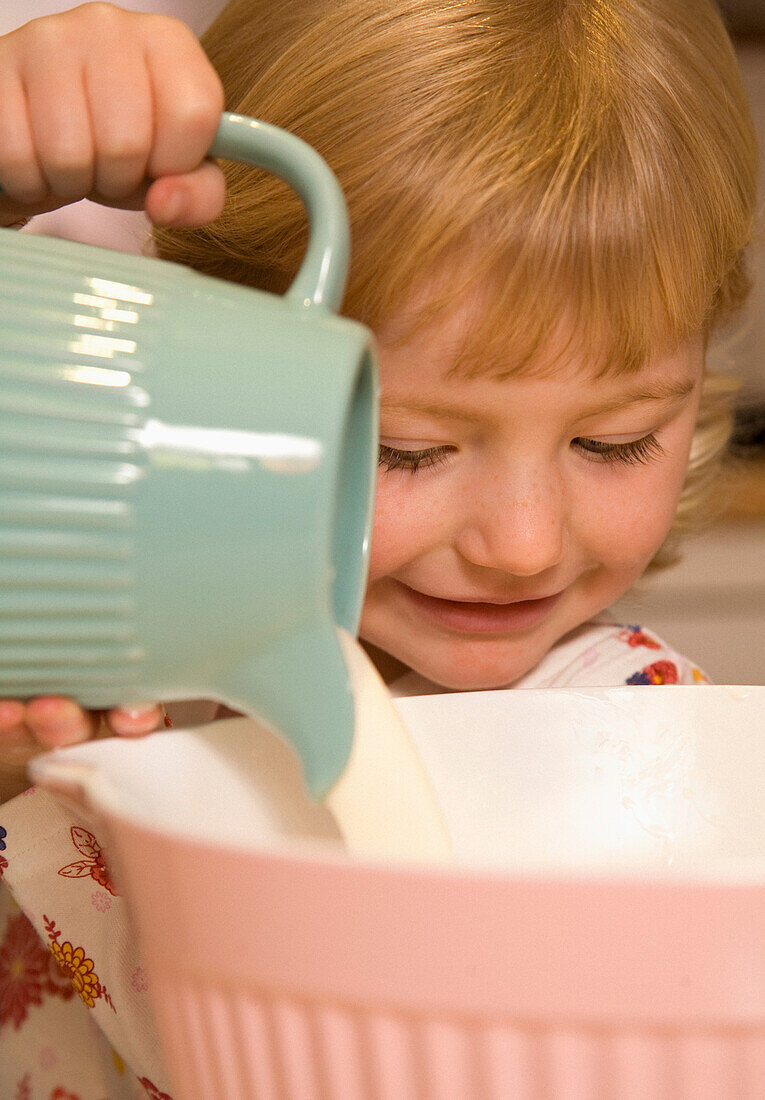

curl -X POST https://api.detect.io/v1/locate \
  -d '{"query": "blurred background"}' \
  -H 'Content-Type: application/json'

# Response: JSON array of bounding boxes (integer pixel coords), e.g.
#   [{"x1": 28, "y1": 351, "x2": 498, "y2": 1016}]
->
[
  {"x1": 611, "y1": 0, "x2": 765, "y2": 685},
  {"x1": 2, "y1": 1, "x2": 764, "y2": 683}
]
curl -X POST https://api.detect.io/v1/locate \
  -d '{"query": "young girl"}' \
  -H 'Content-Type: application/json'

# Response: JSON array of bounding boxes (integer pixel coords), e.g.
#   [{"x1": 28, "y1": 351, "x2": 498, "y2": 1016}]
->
[{"x1": 0, "y1": 0, "x2": 758, "y2": 1094}]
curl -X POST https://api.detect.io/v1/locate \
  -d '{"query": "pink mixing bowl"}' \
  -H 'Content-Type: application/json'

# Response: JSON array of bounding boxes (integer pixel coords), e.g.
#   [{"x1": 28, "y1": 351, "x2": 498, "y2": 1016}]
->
[
  {"x1": 31, "y1": 686, "x2": 765, "y2": 1099},
  {"x1": 116, "y1": 822, "x2": 765, "y2": 1100}
]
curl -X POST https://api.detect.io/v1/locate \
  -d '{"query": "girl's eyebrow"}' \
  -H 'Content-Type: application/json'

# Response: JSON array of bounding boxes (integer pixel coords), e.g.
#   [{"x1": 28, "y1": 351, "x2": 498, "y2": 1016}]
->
[
  {"x1": 379, "y1": 399, "x2": 486, "y2": 424},
  {"x1": 580, "y1": 377, "x2": 697, "y2": 417},
  {"x1": 380, "y1": 378, "x2": 696, "y2": 424}
]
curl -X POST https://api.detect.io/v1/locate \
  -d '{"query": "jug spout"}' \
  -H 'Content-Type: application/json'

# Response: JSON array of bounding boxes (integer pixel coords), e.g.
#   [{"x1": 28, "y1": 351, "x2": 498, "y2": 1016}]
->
[{"x1": 220, "y1": 619, "x2": 354, "y2": 798}]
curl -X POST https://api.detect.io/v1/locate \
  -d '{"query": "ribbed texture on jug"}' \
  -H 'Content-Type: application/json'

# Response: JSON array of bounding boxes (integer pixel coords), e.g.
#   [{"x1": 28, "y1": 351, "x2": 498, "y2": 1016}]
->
[
  {"x1": 0, "y1": 459, "x2": 144, "y2": 695},
  {"x1": 0, "y1": 244, "x2": 149, "y2": 696}
]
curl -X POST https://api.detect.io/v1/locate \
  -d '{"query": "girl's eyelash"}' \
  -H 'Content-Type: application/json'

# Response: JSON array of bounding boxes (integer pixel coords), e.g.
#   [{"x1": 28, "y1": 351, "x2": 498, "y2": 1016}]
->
[
  {"x1": 573, "y1": 433, "x2": 664, "y2": 466},
  {"x1": 378, "y1": 444, "x2": 452, "y2": 473},
  {"x1": 378, "y1": 435, "x2": 664, "y2": 473}
]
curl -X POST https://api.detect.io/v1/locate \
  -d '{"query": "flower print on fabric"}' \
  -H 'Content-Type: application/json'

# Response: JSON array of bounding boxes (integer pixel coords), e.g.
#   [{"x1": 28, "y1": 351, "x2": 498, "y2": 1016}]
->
[
  {"x1": 131, "y1": 966, "x2": 149, "y2": 993},
  {"x1": 0, "y1": 823, "x2": 7, "y2": 878},
  {"x1": 58, "y1": 826, "x2": 118, "y2": 896},
  {"x1": 627, "y1": 660, "x2": 679, "y2": 686},
  {"x1": 617, "y1": 625, "x2": 661, "y2": 650},
  {"x1": 43, "y1": 915, "x2": 116, "y2": 1012},
  {"x1": 39, "y1": 1045, "x2": 57, "y2": 1070},
  {"x1": 14, "y1": 1074, "x2": 31, "y2": 1100},
  {"x1": 139, "y1": 1078, "x2": 174, "y2": 1100},
  {"x1": 50, "y1": 940, "x2": 99, "y2": 1008},
  {"x1": 91, "y1": 890, "x2": 112, "y2": 913},
  {"x1": 0, "y1": 911, "x2": 47, "y2": 1028},
  {"x1": 0, "y1": 910, "x2": 74, "y2": 1030}
]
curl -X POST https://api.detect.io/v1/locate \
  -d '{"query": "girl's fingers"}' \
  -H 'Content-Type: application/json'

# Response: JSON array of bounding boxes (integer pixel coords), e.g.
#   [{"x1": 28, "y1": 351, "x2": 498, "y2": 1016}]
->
[
  {"x1": 85, "y1": 49, "x2": 154, "y2": 200},
  {"x1": 105, "y1": 704, "x2": 164, "y2": 738},
  {"x1": 145, "y1": 17, "x2": 224, "y2": 181},
  {"x1": 24, "y1": 696, "x2": 97, "y2": 748},
  {"x1": 0, "y1": 700, "x2": 29, "y2": 747},
  {"x1": 22, "y1": 44, "x2": 95, "y2": 200},
  {"x1": 0, "y1": 697, "x2": 162, "y2": 758},
  {"x1": 146, "y1": 159, "x2": 227, "y2": 227},
  {"x1": 0, "y1": 698, "x2": 100, "y2": 800},
  {"x1": 0, "y1": 71, "x2": 47, "y2": 204}
]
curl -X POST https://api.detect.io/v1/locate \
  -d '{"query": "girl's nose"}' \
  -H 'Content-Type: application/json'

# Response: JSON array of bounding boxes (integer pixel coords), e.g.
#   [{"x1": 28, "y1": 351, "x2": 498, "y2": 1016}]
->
[{"x1": 455, "y1": 466, "x2": 566, "y2": 577}]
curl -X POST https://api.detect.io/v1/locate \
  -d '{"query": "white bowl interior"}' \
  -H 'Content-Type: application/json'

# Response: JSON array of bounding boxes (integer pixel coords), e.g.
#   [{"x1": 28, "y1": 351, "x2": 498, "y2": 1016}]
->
[
  {"x1": 31, "y1": 685, "x2": 765, "y2": 877},
  {"x1": 400, "y1": 684, "x2": 765, "y2": 874}
]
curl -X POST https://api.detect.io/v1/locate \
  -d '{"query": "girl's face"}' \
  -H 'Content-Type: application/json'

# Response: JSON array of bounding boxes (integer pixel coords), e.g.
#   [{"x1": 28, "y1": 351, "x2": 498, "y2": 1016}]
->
[{"x1": 359, "y1": 299, "x2": 704, "y2": 689}]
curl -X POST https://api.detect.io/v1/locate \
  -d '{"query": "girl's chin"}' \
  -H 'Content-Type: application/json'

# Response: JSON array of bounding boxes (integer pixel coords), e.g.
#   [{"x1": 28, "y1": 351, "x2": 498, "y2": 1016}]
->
[
  {"x1": 372, "y1": 641, "x2": 542, "y2": 691},
  {"x1": 408, "y1": 665, "x2": 522, "y2": 691}
]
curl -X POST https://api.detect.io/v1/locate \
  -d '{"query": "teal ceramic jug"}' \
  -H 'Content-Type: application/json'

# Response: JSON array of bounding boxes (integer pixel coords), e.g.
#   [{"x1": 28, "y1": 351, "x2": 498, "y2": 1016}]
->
[{"x1": 0, "y1": 112, "x2": 378, "y2": 796}]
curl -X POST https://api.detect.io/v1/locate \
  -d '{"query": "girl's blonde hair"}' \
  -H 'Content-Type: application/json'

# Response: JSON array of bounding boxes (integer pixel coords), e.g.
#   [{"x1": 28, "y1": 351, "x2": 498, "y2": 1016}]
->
[{"x1": 154, "y1": 0, "x2": 758, "y2": 566}]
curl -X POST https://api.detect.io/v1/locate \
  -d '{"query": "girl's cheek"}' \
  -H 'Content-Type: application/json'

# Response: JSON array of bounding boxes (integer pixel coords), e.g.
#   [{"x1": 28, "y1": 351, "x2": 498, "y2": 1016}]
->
[
  {"x1": 367, "y1": 476, "x2": 438, "y2": 580},
  {"x1": 367, "y1": 481, "x2": 411, "y2": 579},
  {"x1": 580, "y1": 461, "x2": 685, "y2": 566}
]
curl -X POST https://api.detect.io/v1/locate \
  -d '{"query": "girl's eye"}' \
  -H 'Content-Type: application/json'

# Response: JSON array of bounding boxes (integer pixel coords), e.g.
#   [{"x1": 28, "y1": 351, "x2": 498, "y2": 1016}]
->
[
  {"x1": 378, "y1": 444, "x2": 452, "y2": 473},
  {"x1": 573, "y1": 432, "x2": 665, "y2": 466}
]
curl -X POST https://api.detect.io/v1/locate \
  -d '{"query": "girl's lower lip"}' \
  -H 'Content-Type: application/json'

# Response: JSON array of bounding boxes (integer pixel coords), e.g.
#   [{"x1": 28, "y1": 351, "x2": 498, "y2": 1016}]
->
[{"x1": 395, "y1": 583, "x2": 562, "y2": 634}]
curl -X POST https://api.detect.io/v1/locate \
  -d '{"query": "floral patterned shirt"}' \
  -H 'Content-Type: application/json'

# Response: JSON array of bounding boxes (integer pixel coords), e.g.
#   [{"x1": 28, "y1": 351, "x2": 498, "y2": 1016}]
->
[
  {"x1": 0, "y1": 619, "x2": 708, "y2": 1098},
  {"x1": 0, "y1": 798, "x2": 171, "y2": 1100},
  {"x1": 387, "y1": 617, "x2": 709, "y2": 695}
]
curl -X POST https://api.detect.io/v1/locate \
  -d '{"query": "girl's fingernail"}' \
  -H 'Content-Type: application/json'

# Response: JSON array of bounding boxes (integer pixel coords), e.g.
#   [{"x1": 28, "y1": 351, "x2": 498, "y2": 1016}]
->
[
  {"x1": 122, "y1": 706, "x2": 159, "y2": 721},
  {"x1": 31, "y1": 697, "x2": 82, "y2": 722},
  {"x1": 157, "y1": 189, "x2": 184, "y2": 226}
]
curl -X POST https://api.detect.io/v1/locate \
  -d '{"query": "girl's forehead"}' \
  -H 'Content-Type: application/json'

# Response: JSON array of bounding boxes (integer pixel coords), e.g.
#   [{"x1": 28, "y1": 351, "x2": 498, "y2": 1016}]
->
[
  {"x1": 376, "y1": 284, "x2": 703, "y2": 388},
  {"x1": 377, "y1": 372, "x2": 702, "y2": 449},
  {"x1": 374, "y1": 270, "x2": 612, "y2": 382},
  {"x1": 377, "y1": 310, "x2": 703, "y2": 424}
]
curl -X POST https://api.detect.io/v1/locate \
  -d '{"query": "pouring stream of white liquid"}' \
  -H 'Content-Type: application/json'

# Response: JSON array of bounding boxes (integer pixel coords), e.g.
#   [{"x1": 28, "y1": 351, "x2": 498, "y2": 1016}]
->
[{"x1": 325, "y1": 629, "x2": 453, "y2": 864}]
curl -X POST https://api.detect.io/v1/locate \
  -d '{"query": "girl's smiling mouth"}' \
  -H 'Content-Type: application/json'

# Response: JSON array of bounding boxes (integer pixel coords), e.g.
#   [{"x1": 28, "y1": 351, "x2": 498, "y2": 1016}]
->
[{"x1": 393, "y1": 581, "x2": 563, "y2": 635}]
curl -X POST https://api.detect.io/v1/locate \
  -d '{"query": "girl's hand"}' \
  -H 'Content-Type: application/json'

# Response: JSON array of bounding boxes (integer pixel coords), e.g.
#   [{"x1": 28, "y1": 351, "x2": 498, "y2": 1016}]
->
[
  {"x1": 0, "y1": 2, "x2": 226, "y2": 228},
  {"x1": 0, "y1": 697, "x2": 164, "y2": 803}
]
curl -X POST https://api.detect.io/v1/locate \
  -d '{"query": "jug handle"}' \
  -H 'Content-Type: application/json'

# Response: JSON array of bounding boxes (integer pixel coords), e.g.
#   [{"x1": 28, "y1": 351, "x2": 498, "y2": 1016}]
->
[
  {"x1": 1, "y1": 112, "x2": 351, "y2": 314},
  {"x1": 209, "y1": 113, "x2": 350, "y2": 313}
]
